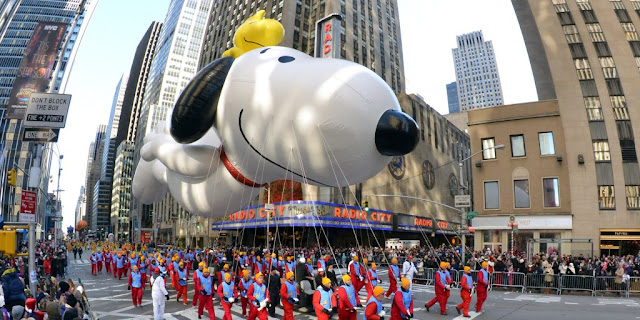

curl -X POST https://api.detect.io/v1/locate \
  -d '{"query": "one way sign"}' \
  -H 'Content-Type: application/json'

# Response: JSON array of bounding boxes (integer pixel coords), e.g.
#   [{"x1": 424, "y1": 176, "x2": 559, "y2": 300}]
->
[{"x1": 23, "y1": 128, "x2": 59, "y2": 142}]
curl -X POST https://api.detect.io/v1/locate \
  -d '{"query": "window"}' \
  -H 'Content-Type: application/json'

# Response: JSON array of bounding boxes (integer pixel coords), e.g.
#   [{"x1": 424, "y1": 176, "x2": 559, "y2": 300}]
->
[
  {"x1": 482, "y1": 138, "x2": 496, "y2": 160},
  {"x1": 599, "y1": 185, "x2": 615, "y2": 209},
  {"x1": 593, "y1": 141, "x2": 611, "y2": 161},
  {"x1": 543, "y1": 178, "x2": 560, "y2": 207},
  {"x1": 584, "y1": 97, "x2": 604, "y2": 120},
  {"x1": 538, "y1": 132, "x2": 555, "y2": 155},
  {"x1": 484, "y1": 181, "x2": 499, "y2": 209},
  {"x1": 620, "y1": 139, "x2": 637, "y2": 162},
  {"x1": 626, "y1": 185, "x2": 640, "y2": 209},
  {"x1": 514, "y1": 179, "x2": 530, "y2": 208},
  {"x1": 510, "y1": 134, "x2": 525, "y2": 157}
]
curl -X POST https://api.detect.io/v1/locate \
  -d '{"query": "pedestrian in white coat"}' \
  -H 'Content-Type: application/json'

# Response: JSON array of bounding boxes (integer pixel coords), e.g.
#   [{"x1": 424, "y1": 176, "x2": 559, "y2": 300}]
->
[
  {"x1": 402, "y1": 256, "x2": 417, "y2": 290},
  {"x1": 151, "y1": 267, "x2": 169, "y2": 320}
]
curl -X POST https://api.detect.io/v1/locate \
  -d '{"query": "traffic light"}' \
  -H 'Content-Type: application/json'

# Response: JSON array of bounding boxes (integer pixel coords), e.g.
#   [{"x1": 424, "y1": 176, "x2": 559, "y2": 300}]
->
[
  {"x1": 7, "y1": 169, "x2": 16, "y2": 187},
  {"x1": 363, "y1": 200, "x2": 369, "y2": 212}
]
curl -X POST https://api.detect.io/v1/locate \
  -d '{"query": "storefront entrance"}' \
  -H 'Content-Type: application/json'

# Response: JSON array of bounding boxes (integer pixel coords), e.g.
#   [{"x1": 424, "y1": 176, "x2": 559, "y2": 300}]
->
[{"x1": 600, "y1": 229, "x2": 640, "y2": 256}]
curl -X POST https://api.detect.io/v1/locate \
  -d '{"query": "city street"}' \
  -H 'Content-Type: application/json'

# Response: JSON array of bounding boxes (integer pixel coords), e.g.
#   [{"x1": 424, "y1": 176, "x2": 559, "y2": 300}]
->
[{"x1": 65, "y1": 258, "x2": 640, "y2": 320}]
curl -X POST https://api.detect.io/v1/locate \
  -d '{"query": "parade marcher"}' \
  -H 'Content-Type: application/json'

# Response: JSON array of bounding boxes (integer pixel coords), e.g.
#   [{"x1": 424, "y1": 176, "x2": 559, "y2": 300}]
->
[
  {"x1": 267, "y1": 267, "x2": 280, "y2": 318},
  {"x1": 281, "y1": 271, "x2": 299, "y2": 320},
  {"x1": 239, "y1": 270, "x2": 253, "y2": 317},
  {"x1": 104, "y1": 250, "x2": 112, "y2": 275},
  {"x1": 128, "y1": 265, "x2": 143, "y2": 307},
  {"x1": 313, "y1": 277, "x2": 336, "y2": 320},
  {"x1": 253, "y1": 256, "x2": 264, "y2": 276},
  {"x1": 116, "y1": 253, "x2": 126, "y2": 280},
  {"x1": 217, "y1": 264, "x2": 231, "y2": 285},
  {"x1": 425, "y1": 262, "x2": 449, "y2": 315},
  {"x1": 193, "y1": 262, "x2": 205, "y2": 307},
  {"x1": 476, "y1": 261, "x2": 489, "y2": 313},
  {"x1": 364, "y1": 286, "x2": 385, "y2": 320},
  {"x1": 197, "y1": 268, "x2": 215, "y2": 320},
  {"x1": 176, "y1": 262, "x2": 188, "y2": 305},
  {"x1": 349, "y1": 256, "x2": 365, "y2": 295},
  {"x1": 217, "y1": 273, "x2": 238, "y2": 320},
  {"x1": 96, "y1": 250, "x2": 103, "y2": 273},
  {"x1": 111, "y1": 251, "x2": 118, "y2": 278},
  {"x1": 337, "y1": 275, "x2": 359, "y2": 320},
  {"x1": 385, "y1": 258, "x2": 400, "y2": 298},
  {"x1": 151, "y1": 268, "x2": 169, "y2": 320},
  {"x1": 90, "y1": 251, "x2": 97, "y2": 276},
  {"x1": 247, "y1": 273, "x2": 270, "y2": 320},
  {"x1": 140, "y1": 256, "x2": 148, "y2": 288},
  {"x1": 456, "y1": 266, "x2": 473, "y2": 318},
  {"x1": 366, "y1": 263, "x2": 380, "y2": 300},
  {"x1": 390, "y1": 279, "x2": 413, "y2": 320}
]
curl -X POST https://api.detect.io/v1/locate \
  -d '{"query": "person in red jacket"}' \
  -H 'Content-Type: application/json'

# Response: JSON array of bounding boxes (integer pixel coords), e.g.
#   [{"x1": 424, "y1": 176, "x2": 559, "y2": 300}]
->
[
  {"x1": 385, "y1": 258, "x2": 400, "y2": 298},
  {"x1": 364, "y1": 286, "x2": 385, "y2": 320},
  {"x1": 349, "y1": 256, "x2": 366, "y2": 295},
  {"x1": 197, "y1": 268, "x2": 215, "y2": 320},
  {"x1": 476, "y1": 261, "x2": 489, "y2": 313},
  {"x1": 390, "y1": 278, "x2": 413, "y2": 320},
  {"x1": 456, "y1": 266, "x2": 473, "y2": 318},
  {"x1": 217, "y1": 263, "x2": 232, "y2": 284},
  {"x1": 337, "y1": 275, "x2": 359, "y2": 320},
  {"x1": 365, "y1": 263, "x2": 381, "y2": 300},
  {"x1": 313, "y1": 277, "x2": 337, "y2": 320},
  {"x1": 247, "y1": 272, "x2": 270, "y2": 320},
  {"x1": 238, "y1": 270, "x2": 254, "y2": 316},
  {"x1": 280, "y1": 271, "x2": 299, "y2": 320},
  {"x1": 43, "y1": 256, "x2": 51, "y2": 276},
  {"x1": 217, "y1": 273, "x2": 238, "y2": 320},
  {"x1": 193, "y1": 262, "x2": 205, "y2": 307},
  {"x1": 425, "y1": 261, "x2": 449, "y2": 315}
]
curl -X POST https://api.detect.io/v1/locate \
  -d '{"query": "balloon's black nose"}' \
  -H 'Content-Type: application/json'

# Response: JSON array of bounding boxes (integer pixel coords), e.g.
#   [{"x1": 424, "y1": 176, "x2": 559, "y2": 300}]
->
[{"x1": 375, "y1": 110, "x2": 419, "y2": 156}]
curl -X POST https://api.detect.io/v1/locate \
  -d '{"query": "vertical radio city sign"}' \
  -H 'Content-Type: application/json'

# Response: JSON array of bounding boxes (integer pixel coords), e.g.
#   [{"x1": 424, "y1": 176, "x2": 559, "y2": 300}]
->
[{"x1": 315, "y1": 13, "x2": 343, "y2": 59}]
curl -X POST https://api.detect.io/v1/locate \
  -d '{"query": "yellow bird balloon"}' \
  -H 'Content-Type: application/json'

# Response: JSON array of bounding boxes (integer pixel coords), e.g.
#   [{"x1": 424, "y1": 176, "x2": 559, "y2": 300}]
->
[{"x1": 222, "y1": 10, "x2": 284, "y2": 58}]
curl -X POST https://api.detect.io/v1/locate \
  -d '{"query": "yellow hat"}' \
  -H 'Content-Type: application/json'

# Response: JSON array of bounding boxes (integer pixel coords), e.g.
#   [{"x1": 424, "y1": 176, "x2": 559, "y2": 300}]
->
[
  {"x1": 445, "y1": 262, "x2": 450, "y2": 267},
  {"x1": 223, "y1": 264, "x2": 229, "y2": 269},
  {"x1": 256, "y1": 272, "x2": 264, "y2": 279},
  {"x1": 306, "y1": 258, "x2": 311, "y2": 263},
  {"x1": 279, "y1": 256, "x2": 283, "y2": 260},
  {"x1": 342, "y1": 274, "x2": 351, "y2": 282},
  {"x1": 271, "y1": 253, "x2": 276, "y2": 257},
  {"x1": 363, "y1": 258, "x2": 368, "y2": 264},
  {"x1": 140, "y1": 256, "x2": 145, "y2": 261},
  {"x1": 287, "y1": 256, "x2": 292, "y2": 261},
  {"x1": 92, "y1": 251, "x2": 95, "y2": 254},
  {"x1": 464, "y1": 266, "x2": 471, "y2": 273},
  {"x1": 243, "y1": 270, "x2": 250, "y2": 276},
  {"x1": 401, "y1": 278, "x2": 410, "y2": 289},
  {"x1": 391, "y1": 258, "x2": 398, "y2": 264},
  {"x1": 286, "y1": 272, "x2": 294, "y2": 279},
  {"x1": 199, "y1": 262, "x2": 206, "y2": 268},
  {"x1": 440, "y1": 261, "x2": 446, "y2": 268},
  {"x1": 371, "y1": 263, "x2": 377, "y2": 268},
  {"x1": 482, "y1": 261, "x2": 488, "y2": 268},
  {"x1": 179, "y1": 262, "x2": 184, "y2": 267},
  {"x1": 225, "y1": 273, "x2": 231, "y2": 281},
  {"x1": 353, "y1": 256, "x2": 359, "y2": 261},
  {"x1": 322, "y1": 277, "x2": 332, "y2": 286},
  {"x1": 203, "y1": 268, "x2": 210, "y2": 273},
  {"x1": 373, "y1": 286, "x2": 385, "y2": 297},
  {"x1": 257, "y1": 255, "x2": 261, "y2": 259},
  {"x1": 131, "y1": 253, "x2": 135, "y2": 258}
]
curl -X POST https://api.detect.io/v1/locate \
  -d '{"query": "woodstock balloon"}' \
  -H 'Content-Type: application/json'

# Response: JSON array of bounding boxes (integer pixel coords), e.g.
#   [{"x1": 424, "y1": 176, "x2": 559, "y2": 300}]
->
[{"x1": 132, "y1": 11, "x2": 419, "y2": 218}]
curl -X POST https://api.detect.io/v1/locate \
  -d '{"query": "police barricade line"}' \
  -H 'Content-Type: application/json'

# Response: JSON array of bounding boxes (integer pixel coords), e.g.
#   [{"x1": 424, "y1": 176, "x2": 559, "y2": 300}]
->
[
  {"x1": 489, "y1": 272, "x2": 526, "y2": 293},
  {"x1": 594, "y1": 276, "x2": 629, "y2": 298},
  {"x1": 525, "y1": 273, "x2": 560, "y2": 295},
  {"x1": 559, "y1": 275, "x2": 595, "y2": 297},
  {"x1": 628, "y1": 277, "x2": 640, "y2": 295},
  {"x1": 414, "y1": 268, "x2": 437, "y2": 286}
]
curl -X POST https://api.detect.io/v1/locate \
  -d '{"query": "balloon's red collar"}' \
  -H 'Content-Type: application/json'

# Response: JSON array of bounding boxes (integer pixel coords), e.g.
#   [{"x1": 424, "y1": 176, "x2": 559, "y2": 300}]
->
[{"x1": 220, "y1": 148, "x2": 264, "y2": 188}]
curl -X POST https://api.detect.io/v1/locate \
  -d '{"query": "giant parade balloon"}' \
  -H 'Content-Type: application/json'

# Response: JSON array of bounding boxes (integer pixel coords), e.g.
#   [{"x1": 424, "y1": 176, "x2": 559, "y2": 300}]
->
[{"x1": 132, "y1": 10, "x2": 419, "y2": 218}]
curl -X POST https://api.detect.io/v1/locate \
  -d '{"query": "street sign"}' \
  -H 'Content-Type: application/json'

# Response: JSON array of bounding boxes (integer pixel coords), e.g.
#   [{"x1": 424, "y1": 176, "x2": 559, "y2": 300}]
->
[
  {"x1": 19, "y1": 190, "x2": 37, "y2": 222},
  {"x1": 455, "y1": 195, "x2": 471, "y2": 207},
  {"x1": 23, "y1": 128, "x2": 59, "y2": 142},
  {"x1": 23, "y1": 93, "x2": 71, "y2": 128},
  {"x1": 466, "y1": 211, "x2": 478, "y2": 219}
]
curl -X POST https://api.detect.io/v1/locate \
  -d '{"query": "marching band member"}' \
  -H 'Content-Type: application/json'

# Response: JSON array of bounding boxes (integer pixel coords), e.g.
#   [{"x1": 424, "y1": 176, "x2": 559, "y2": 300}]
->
[
  {"x1": 364, "y1": 286, "x2": 386, "y2": 320},
  {"x1": 128, "y1": 265, "x2": 144, "y2": 307},
  {"x1": 281, "y1": 271, "x2": 299, "y2": 320},
  {"x1": 218, "y1": 273, "x2": 238, "y2": 320},
  {"x1": 390, "y1": 279, "x2": 413, "y2": 320},
  {"x1": 386, "y1": 259, "x2": 400, "y2": 298},
  {"x1": 197, "y1": 268, "x2": 216, "y2": 319},
  {"x1": 239, "y1": 270, "x2": 253, "y2": 316},
  {"x1": 337, "y1": 275, "x2": 359, "y2": 320},
  {"x1": 456, "y1": 266, "x2": 473, "y2": 318},
  {"x1": 247, "y1": 273, "x2": 270, "y2": 320}
]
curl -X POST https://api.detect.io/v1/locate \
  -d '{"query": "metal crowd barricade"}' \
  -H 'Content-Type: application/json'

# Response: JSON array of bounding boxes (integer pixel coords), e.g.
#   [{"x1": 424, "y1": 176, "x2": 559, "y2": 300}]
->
[
  {"x1": 489, "y1": 272, "x2": 526, "y2": 292},
  {"x1": 594, "y1": 276, "x2": 629, "y2": 298},
  {"x1": 525, "y1": 273, "x2": 560, "y2": 294},
  {"x1": 559, "y1": 275, "x2": 595, "y2": 296},
  {"x1": 414, "y1": 268, "x2": 437, "y2": 285},
  {"x1": 629, "y1": 277, "x2": 640, "y2": 295}
]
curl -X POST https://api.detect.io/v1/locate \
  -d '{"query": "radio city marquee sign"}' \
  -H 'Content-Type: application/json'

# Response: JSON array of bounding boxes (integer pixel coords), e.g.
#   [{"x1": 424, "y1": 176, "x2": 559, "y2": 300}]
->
[
  {"x1": 215, "y1": 201, "x2": 393, "y2": 230},
  {"x1": 396, "y1": 213, "x2": 456, "y2": 235}
]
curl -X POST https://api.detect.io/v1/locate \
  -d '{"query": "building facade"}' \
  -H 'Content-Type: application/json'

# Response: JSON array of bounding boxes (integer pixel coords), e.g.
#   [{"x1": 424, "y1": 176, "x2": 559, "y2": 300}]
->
[
  {"x1": 74, "y1": 185, "x2": 85, "y2": 226},
  {"x1": 446, "y1": 81, "x2": 460, "y2": 114},
  {"x1": 513, "y1": 0, "x2": 640, "y2": 256},
  {"x1": 84, "y1": 125, "x2": 106, "y2": 233},
  {"x1": 467, "y1": 100, "x2": 575, "y2": 255},
  {"x1": 111, "y1": 141, "x2": 134, "y2": 241},
  {"x1": 452, "y1": 30, "x2": 504, "y2": 111}
]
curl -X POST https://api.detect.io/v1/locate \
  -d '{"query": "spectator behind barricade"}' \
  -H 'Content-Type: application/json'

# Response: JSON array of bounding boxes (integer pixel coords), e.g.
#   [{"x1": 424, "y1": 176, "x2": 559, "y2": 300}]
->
[
  {"x1": 11, "y1": 305, "x2": 24, "y2": 320},
  {"x1": 1, "y1": 267, "x2": 25, "y2": 312}
]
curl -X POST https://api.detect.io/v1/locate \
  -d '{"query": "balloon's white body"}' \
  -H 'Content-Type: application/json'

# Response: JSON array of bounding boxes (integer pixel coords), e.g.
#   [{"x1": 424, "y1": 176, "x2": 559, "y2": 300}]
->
[{"x1": 133, "y1": 46, "x2": 403, "y2": 218}]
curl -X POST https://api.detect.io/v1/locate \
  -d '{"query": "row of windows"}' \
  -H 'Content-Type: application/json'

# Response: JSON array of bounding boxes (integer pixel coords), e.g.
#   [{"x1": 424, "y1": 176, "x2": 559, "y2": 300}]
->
[
  {"x1": 598, "y1": 185, "x2": 640, "y2": 209},
  {"x1": 481, "y1": 132, "x2": 555, "y2": 160},
  {"x1": 483, "y1": 178, "x2": 560, "y2": 210}
]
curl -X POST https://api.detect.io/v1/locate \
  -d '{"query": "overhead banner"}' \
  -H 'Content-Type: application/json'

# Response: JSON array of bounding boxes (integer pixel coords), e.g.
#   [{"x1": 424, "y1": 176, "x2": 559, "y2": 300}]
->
[
  {"x1": 6, "y1": 22, "x2": 68, "y2": 119},
  {"x1": 212, "y1": 201, "x2": 393, "y2": 231}
]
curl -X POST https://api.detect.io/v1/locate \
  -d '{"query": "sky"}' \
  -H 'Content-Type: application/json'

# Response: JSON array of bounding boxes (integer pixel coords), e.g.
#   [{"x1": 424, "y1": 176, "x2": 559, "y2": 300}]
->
[{"x1": 57, "y1": 0, "x2": 537, "y2": 228}]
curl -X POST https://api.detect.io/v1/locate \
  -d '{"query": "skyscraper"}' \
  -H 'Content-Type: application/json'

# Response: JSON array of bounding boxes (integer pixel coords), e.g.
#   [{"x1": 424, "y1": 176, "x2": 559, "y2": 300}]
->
[
  {"x1": 512, "y1": 0, "x2": 640, "y2": 255},
  {"x1": 446, "y1": 81, "x2": 460, "y2": 114},
  {"x1": 0, "y1": 0, "x2": 97, "y2": 223},
  {"x1": 85, "y1": 125, "x2": 106, "y2": 233},
  {"x1": 107, "y1": 73, "x2": 130, "y2": 140},
  {"x1": 111, "y1": 141, "x2": 134, "y2": 241},
  {"x1": 452, "y1": 30, "x2": 504, "y2": 111},
  {"x1": 200, "y1": 0, "x2": 405, "y2": 92},
  {"x1": 74, "y1": 185, "x2": 85, "y2": 227}
]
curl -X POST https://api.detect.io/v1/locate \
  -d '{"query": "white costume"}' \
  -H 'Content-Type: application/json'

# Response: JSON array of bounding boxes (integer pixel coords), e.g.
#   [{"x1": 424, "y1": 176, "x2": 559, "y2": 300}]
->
[
  {"x1": 402, "y1": 260, "x2": 417, "y2": 290},
  {"x1": 151, "y1": 275, "x2": 169, "y2": 320}
]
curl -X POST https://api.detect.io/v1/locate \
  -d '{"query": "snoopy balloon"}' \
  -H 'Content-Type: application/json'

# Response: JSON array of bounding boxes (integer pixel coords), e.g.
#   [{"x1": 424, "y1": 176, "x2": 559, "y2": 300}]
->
[{"x1": 132, "y1": 11, "x2": 419, "y2": 218}]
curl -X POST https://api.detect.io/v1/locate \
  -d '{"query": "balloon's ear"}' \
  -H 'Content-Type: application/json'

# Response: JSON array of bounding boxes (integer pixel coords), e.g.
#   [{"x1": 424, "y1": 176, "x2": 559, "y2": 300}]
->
[{"x1": 170, "y1": 56, "x2": 234, "y2": 144}]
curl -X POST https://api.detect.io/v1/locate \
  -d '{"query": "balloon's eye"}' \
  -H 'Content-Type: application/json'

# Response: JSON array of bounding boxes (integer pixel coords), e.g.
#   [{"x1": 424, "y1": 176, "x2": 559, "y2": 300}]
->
[{"x1": 278, "y1": 56, "x2": 295, "y2": 63}]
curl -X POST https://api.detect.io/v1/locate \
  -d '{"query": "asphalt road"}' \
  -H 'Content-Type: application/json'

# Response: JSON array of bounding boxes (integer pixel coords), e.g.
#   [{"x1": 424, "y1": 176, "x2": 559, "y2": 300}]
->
[{"x1": 65, "y1": 259, "x2": 640, "y2": 320}]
